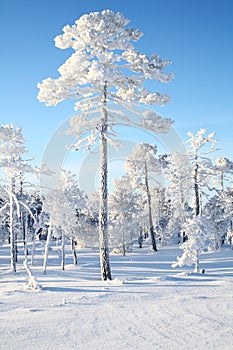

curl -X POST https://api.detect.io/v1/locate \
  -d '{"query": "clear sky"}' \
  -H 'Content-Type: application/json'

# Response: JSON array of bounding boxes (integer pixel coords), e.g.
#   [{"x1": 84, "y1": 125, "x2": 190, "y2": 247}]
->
[{"x1": 1, "y1": 0, "x2": 233, "y2": 177}]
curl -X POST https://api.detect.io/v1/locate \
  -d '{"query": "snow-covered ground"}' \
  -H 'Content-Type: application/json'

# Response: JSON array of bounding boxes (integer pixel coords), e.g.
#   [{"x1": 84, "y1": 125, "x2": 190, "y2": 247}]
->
[{"x1": 1, "y1": 242, "x2": 233, "y2": 350}]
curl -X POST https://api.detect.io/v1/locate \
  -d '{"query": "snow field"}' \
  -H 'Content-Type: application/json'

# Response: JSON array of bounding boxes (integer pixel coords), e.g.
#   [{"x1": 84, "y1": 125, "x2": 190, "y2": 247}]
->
[{"x1": 0, "y1": 243, "x2": 233, "y2": 349}]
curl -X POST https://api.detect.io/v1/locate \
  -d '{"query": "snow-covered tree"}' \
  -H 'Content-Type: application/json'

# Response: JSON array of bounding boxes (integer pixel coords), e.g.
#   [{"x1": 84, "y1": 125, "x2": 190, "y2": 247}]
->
[
  {"x1": 223, "y1": 188, "x2": 233, "y2": 248},
  {"x1": 215, "y1": 157, "x2": 233, "y2": 192},
  {"x1": 0, "y1": 124, "x2": 35, "y2": 272},
  {"x1": 42, "y1": 170, "x2": 86, "y2": 273},
  {"x1": 153, "y1": 189, "x2": 179, "y2": 245},
  {"x1": 171, "y1": 130, "x2": 219, "y2": 270},
  {"x1": 109, "y1": 174, "x2": 141, "y2": 255},
  {"x1": 203, "y1": 195, "x2": 228, "y2": 250},
  {"x1": 126, "y1": 143, "x2": 165, "y2": 251},
  {"x1": 185, "y1": 129, "x2": 218, "y2": 216},
  {"x1": 172, "y1": 215, "x2": 211, "y2": 273},
  {"x1": 202, "y1": 158, "x2": 233, "y2": 248},
  {"x1": 0, "y1": 189, "x2": 10, "y2": 244},
  {"x1": 164, "y1": 152, "x2": 192, "y2": 243},
  {"x1": 37, "y1": 10, "x2": 174, "y2": 280},
  {"x1": 71, "y1": 189, "x2": 107, "y2": 250}
]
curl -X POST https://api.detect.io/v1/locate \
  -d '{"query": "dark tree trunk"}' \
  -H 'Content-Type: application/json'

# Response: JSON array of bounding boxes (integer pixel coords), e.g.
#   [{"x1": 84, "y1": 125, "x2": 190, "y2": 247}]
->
[
  {"x1": 99, "y1": 82, "x2": 112, "y2": 281},
  {"x1": 138, "y1": 226, "x2": 143, "y2": 248},
  {"x1": 71, "y1": 238, "x2": 78, "y2": 266},
  {"x1": 22, "y1": 213, "x2": 28, "y2": 260},
  {"x1": 145, "y1": 162, "x2": 157, "y2": 251},
  {"x1": 61, "y1": 231, "x2": 65, "y2": 271},
  {"x1": 194, "y1": 156, "x2": 200, "y2": 216}
]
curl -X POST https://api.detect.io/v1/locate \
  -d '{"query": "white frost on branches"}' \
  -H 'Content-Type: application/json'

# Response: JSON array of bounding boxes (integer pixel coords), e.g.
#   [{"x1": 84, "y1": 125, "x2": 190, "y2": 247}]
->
[
  {"x1": 140, "y1": 111, "x2": 174, "y2": 133},
  {"x1": 126, "y1": 143, "x2": 161, "y2": 175},
  {"x1": 109, "y1": 175, "x2": 141, "y2": 254},
  {"x1": 172, "y1": 216, "x2": 211, "y2": 272},
  {"x1": 42, "y1": 170, "x2": 86, "y2": 273},
  {"x1": 37, "y1": 9, "x2": 174, "y2": 152},
  {"x1": 43, "y1": 170, "x2": 86, "y2": 236},
  {"x1": 0, "y1": 124, "x2": 34, "y2": 178}
]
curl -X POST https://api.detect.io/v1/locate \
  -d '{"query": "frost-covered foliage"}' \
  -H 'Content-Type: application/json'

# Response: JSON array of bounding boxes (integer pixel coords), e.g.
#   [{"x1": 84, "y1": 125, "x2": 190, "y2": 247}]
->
[
  {"x1": 185, "y1": 129, "x2": 218, "y2": 216},
  {"x1": 153, "y1": 188, "x2": 179, "y2": 245},
  {"x1": 203, "y1": 193, "x2": 232, "y2": 249},
  {"x1": 223, "y1": 188, "x2": 233, "y2": 228},
  {"x1": 43, "y1": 170, "x2": 86, "y2": 230},
  {"x1": 214, "y1": 157, "x2": 233, "y2": 191},
  {"x1": 186, "y1": 129, "x2": 217, "y2": 154},
  {"x1": 163, "y1": 153, "x2": 192, "y2": 243},
  {"x1": 37, "y1": 9, "x2": 174, "y2": 151},
  {"x1": 168, "y1": 131, "x2": 223, "y2": 269},
  {"x1": 125, "y1": 143, "x2": 165, "y2": 192},
  {"x1": 42, "y1": 170, "x2": 86, "y2": 272},
  {"x1": 172, "y1": 216, "x2": 211, "y2": 272},
  {"x1": 215, "y1": 157, "x2": 233, "y2": 171},
  {"x1": 109, "y1": 175, "x2": 141, "y2": 254},
  {"x1": 37, "y1": 10, "x2": 173, "y2": 109},
  {"x1": 164, "y1": 153, "x2": 192, "y2": 211},
  {"x1": 125, "y1": 143, "x2": 165, "y2": 251},
  {"x1": 126, "y1": 143, "x2": 160, "y2": 174},
  {"x1": 0, "y1": 124, "x2": 33, "y2": 178}
]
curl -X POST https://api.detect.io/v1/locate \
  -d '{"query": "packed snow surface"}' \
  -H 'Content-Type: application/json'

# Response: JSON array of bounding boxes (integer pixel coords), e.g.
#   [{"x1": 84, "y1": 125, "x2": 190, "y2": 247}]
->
[{"x1": 1, "y1": 243, "x2": 233, "y2": 349}]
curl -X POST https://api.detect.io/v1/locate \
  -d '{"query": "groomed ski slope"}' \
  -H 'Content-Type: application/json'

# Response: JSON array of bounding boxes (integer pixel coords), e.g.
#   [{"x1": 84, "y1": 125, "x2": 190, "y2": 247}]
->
[{"x1": 0, "y1": 243, "x2": 233, "y2": 350}]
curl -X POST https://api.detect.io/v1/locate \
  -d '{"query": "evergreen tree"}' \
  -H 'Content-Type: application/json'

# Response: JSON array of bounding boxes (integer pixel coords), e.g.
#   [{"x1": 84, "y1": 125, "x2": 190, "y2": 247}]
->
[{"x1": 37, "y1": 10, "x2": 173, "y2": 279}]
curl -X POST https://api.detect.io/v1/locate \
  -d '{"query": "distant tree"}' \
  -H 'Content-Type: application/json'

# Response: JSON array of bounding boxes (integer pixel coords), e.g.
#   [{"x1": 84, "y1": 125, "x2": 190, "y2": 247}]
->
[
  {"x1": 185, "y1": 129, "x2": 218, "y2": 216},
  {"x1": 126, "y1": 143, "x2": 165, "y2": 251},
  {"x1": 172, "y1": 215, "x2": 211, "y2": 273},
  {"x1": 155, "y1": 189, "x2": 180, "y2": 245},
  {"x1": 26, "y1": 190, "x2": 44, "y2": 265},
  {"x1": 172, "y1": 130, "x2": 219, "y2": 269},
  {"x1": 0, "y1": 124, "x2": 35, "y2": 272},
  {"x1": 37, "y1": 10, "x2": 173, "y2": 279},
  {"x1": 0, "y1": 189, "x2": 11, "y2": 246},
  {"x1": 224, "y1": 188, "x2": 233, "y2": 248},
  {"x1": 203, "y1": 195, "x2": 228, "y2": 250},
  {"x1": 214, "y1": 157, "x2": 233, "y2": 192},
  {"x1": 202, "y1": 157, "x2": 233, "y2": 248},
  {"x1": 42, "y1": 170, "x2": 86, "y2": 273},
  {"x1": 109, "y1": 174, "x2": 141, "y2": 255},
  {"x1": 164, "y1": 152, "x2": 192, "y2": 243}
]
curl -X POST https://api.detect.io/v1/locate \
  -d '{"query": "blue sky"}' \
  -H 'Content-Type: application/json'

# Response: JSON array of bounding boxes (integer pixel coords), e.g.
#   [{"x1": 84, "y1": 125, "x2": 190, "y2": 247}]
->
[{"x1": 1, "y1": 0, "x2": 233, "y2": 175}]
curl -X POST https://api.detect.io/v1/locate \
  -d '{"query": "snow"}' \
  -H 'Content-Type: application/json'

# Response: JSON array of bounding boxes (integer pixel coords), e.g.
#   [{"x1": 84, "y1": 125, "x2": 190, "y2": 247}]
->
[{"x1": 1, "y1": 243, "x2": 233, "y2": 349}]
